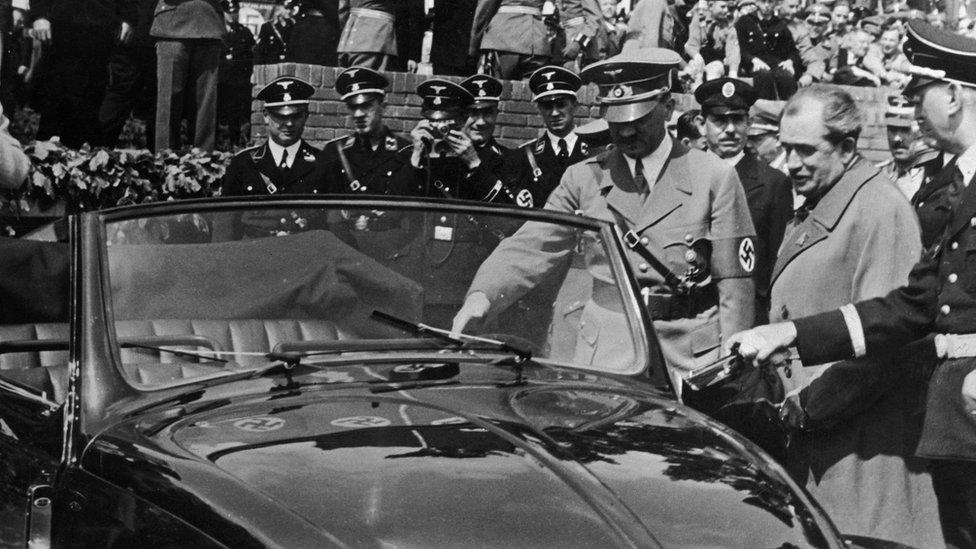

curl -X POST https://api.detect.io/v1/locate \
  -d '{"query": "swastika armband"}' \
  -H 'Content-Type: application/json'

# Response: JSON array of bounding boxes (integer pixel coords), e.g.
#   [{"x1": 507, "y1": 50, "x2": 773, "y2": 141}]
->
[{"x1": 710, "y1": 236, "x2": 756, "y2": 279}]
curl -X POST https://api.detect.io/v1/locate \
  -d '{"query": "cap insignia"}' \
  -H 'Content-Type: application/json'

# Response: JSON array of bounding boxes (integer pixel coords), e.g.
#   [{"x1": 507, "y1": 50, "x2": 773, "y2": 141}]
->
[
  {"x1": 479, "y1": 90, "x2": 486, "y2": 96},
  {"x1": 473, "y1": 79, "x2": 486, "y2": 89},
  {"x1": 283, "y1": 93, "x2": 291, "y2": 102},
  {"x1": 547, "y1": 83, "x2": 555, "y2": 91},
  {"x1": 346, "y1": 69, "x2": 358, "y2": 77},
  {"x1": 722, "y1": 82, "x2": 735, "y2": 98},
  {"x1": 430, "y1": 85, "x2": 445, "y2": 94},
  {"x1": 351, "y1": 83, "x2": 360, "y2": 91},
  {"x1": 385, "y1": 136, "x2": 397, "y2": 151},
  {"x1": 433, "y1": 97, "x2": 442, "y2": 105},
  {"x1": 611, "y1": 84, "x2": 631, "y2": 98},
  {"x1": 542, "y1": 71, "x2": 555, "y2": 81},
  {"x1": 279, "y1": 80, "x2": 293, "y2": 90}
]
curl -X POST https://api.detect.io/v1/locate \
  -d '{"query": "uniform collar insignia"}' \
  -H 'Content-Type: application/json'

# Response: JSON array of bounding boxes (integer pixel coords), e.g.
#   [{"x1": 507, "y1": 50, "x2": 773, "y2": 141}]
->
[
  {"x1": 535, "y1": 139, "x2": 545, "y2": 154},
  {"x1": 580, "y1": 142, "x2": 588, "y2": 155},
  {"x1": 385, "y1": 136, "x2": 397, "y2": 151}
]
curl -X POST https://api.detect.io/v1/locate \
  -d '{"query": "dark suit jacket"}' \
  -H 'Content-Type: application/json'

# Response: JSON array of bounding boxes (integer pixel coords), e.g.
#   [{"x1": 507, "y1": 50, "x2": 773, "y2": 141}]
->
[
  {"x1": 735, "y1": 152, "x2": 793, "y2": 321},
  {"x1": 735, "y1": 13, "x2": 800, "y2": 71},
  {"x1": 150, "y1": 0, "x2": 225, "y2": 40}
]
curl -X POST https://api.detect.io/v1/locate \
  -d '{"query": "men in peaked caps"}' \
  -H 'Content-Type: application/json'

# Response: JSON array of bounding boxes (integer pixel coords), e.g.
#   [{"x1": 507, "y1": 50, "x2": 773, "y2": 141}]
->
[
  {"x1": 403, "y1": 77, "x2": 514, "y2": 329},
  {"x1": 219, "y1": 76, "x2": 335, "y2": 236},
  {"x1": 459, "y1": 74, "x2": 509, "y2": 167},
  {"x1": 502, "y1": 65, "x2": 591, "y2": 209},
  {"x1": 320, "y1": 66, "x2": 413, "y2": 198},
  {"x1": 747, "y1": 99, "x2": 788, "y2": 174},
  {"x1": 453, "y1": 48, "x2": 757, "y2": 416},
  {"x1": 407, "y1": 78, "x2": 513, "y2": 204},
  {"x1": 695, "y1": 78, "x2": 792, "y2": 325}
]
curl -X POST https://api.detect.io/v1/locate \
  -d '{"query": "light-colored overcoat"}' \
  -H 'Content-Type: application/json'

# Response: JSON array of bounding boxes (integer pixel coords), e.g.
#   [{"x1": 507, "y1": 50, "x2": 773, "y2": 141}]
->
[{"x1": 769, "y1": 157, "x2": 943, "y2": 547}]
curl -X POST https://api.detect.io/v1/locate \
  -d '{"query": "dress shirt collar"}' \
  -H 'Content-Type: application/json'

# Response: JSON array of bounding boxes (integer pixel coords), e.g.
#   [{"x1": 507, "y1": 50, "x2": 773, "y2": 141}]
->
[
  {"x1": 268, "y1": 139, "x2": 302, "y2": 169},
  {"x1": 622, "y1": 134, "x2": 673, "y2": 191},
  {"x1": 957, "y1": 142, "x2": 976, "y2": 186},
  {"x1": 724, "y1": 151, "x2": 745, "y2": 167},
  {"x1": 547, "y1": 130, "x2": 578, "y2": 156}
]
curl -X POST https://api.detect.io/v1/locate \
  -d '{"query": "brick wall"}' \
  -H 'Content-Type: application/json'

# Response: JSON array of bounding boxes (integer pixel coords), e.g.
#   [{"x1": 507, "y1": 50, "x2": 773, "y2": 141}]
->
[{"x1": 251, "y1": 63, "x2": 898, "y2": 162}]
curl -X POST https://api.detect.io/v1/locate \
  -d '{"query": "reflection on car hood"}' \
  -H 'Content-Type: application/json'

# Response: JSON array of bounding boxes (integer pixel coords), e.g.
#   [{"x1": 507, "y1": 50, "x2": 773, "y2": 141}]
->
[{"x1": 89, "y1": 380, "x2": 837, "y2": 548}]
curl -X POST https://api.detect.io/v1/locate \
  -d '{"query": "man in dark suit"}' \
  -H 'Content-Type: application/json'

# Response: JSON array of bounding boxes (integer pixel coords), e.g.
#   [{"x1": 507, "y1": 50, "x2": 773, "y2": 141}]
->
[
  {"x1": 221, "y1": 77, "x2": 334, "y2": 230},
  {"x1": 31, "y1": 0, "x2": 135, "y2": 148},
  {"x1": 503, "y1": 65, "x2": 592, "y2": 208},
  {"x1": 151, "y1": 0, "x2": 226, "y2": 151},
  {"x1": 217, "y1": 0, "x2": 254, "y2": 149},
  {"x1": 734, "y1": 0, "x2": 800, "y2": 100},
  {"x1": 696, "y1": 77, "x2": 792, "y2": 322},
  {"x1": 431, "y1": 0, "x2": 477, "y2": 76},
  {"x1": 97, "y1": 0, "x2": 156, "y2": 148}
]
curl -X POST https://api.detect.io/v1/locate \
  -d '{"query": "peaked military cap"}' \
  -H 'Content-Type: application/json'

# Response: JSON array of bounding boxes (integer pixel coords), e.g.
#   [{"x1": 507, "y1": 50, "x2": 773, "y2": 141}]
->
[
  {"x1": 694, "y1": 77, "x2": 757, "y2": 115},
  {"x1": 884, "y1": 95, "x2": 916, "y2": 127},
  {"x1": 221, "y1": 0, "x2": 240, "y2": 12},
  {"x1": 576, "y1": 118, "x2": 611, "y2": 147},
  {"x1": 580, "y1": 48, "x2": 680, "y2": 123},
  {"x1": 859, "y1": 14, "x2": 886, "y2": 36},
  {"x1": 257, "y1": 76, "x2": 315, "y2": 109},
  {"x1": 460, "y1": 74, "x2": 503, "y2": 104},
  {"x1": 528, "y1": 66, "x2": 582, "y2": 101},
  {"x1": 417, "y1": 79, "x2": 474, "y2": 117},
  {"x1": 806, "y1": 4, "x2": 831, "y2": 23},
  {"x1": 336, "y1": 66, "x2": 389, "y2": 105},
  {"x1": 902, "y1": 20, "x2": 976, "y2": 94},
  {"x1": 747, "y1": 99, "x2": 784, "y2": 136}
]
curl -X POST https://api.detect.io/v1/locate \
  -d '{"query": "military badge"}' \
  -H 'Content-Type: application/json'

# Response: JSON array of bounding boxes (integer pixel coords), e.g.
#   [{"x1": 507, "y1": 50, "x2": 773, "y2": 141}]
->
[
  {"x1": 385, "y1": 136, "x2": 397, "y2": 151},
  {"x1": 516, "y1": 189, "x2": 534, "y2": 208},
  {"x1": 738, "y1": 238, "x2": 755, "y2": 273},
  {"x1": 580, "y1": 142, "x2": 589, "y2": 155},
  {"x1": 534, "y1": 140, "x2": 545, "y2": 154},
  {"x1": 722, "y1": 82, "x2": 735, "y2": 98}
]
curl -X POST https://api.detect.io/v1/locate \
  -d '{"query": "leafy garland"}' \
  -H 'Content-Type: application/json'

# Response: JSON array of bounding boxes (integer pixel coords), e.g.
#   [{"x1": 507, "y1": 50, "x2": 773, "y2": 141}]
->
[{"x1": 0, "y1": 139, "x2": 231, "y2": 226}]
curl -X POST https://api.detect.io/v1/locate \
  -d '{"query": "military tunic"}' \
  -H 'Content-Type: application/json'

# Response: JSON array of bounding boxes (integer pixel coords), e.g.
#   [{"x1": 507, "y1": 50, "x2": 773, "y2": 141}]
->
[
  {"x1": 466, "y1": 141, "x2": 756, "y2": 381},
  {"x1": 253, "y1": 19, "x2": 291, "y2": 64},
  {"x1": 219, "y1": 140, "x2": 337, "y2": 237},
  {"x1": 734, "y1": 13, "x2": 800, "y2": 99},
  {"x1": 503, "y1": 132, "x2": 592, "y2": 209},
  {"x1": 471, "y1": 0, "x2": 549, "y2": 56},
  {"x1": 913, "y1": 154, "x2": 962, "y2": 250}
]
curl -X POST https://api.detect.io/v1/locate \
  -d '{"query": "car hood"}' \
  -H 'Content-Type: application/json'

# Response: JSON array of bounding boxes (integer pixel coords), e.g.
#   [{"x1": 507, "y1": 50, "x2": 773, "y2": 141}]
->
[{"x1": 88, "y1": 382, "x2": 837, "y2": 548}]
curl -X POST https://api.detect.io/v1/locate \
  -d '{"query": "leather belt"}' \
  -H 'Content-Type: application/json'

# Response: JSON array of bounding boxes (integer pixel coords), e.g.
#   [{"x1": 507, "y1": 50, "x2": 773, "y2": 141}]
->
[
  {"x1": 561, "y1": 16, "x2": 585, "y2": 28},
  {"x1": 592, "y1": 280, "x2": 716, "y2": 320},
  {"x1": 935, "y1": 333, "x2": 976, "y2": 359},
  {"x1": 498, "y1": 6, "x2": 542, "y2": 15},
  {"x1": 350, "y1": 7, "x2": 395, "y2": 22},
  {"x1": 303, "y1": 9, "x2": 325, "y2": 16}
]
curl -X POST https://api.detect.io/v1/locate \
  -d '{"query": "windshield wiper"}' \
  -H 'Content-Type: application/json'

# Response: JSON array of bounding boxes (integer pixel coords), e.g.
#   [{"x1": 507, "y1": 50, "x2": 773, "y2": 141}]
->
[
  {"x1": 120, "y1": 342, "x2": 229, "y2": 364},
  {"x1": 370, "y1": 310, "x2": 533, "y2": 363}
]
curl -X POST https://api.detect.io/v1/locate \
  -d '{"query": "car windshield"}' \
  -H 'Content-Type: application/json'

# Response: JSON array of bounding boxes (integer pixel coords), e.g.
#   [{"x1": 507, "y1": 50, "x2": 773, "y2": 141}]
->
[{"x1": 101, "y1": 202, "x2": 647, "y2": 390}]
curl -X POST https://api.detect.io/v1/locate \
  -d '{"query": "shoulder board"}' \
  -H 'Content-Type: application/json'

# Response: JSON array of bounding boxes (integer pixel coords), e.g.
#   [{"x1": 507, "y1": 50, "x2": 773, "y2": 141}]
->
[
  {"x1": 235, "y1": 144, "x2": 261, "y2": 157},
  {"x1": 397, "y1": 144, "x2": 414, "y2": 155},
  {"x1": 321, "y1": 135, "x2": 347, "y2": 146},
  {"x1": 518, "y1": 138, "x2": 540, "y2": 149}
]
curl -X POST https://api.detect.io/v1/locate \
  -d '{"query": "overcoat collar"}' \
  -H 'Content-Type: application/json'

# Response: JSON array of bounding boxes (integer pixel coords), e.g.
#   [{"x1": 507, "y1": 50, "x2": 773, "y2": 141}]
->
[
  {"x1": 250, "y1": 140, "x2": 317, "y2": 191},
  {"x1": 735, "y1": 152, "x2": 764, "y2": 194},
  {"x1": 770, "y1": 156, "x2": 879, "y2": 285},
  {"x1": 600, "y1": 141, "x2": 693, "y2": 231},
  {"x1": 944, "y1": 168, "x2": 976, "y2": 241}
]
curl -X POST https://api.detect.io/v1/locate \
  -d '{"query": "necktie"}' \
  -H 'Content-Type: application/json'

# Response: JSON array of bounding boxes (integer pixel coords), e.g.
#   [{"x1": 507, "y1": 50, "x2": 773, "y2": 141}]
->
[
  {"x1": 633, "y1": 159, "x2": 645, "y2": 191},
  {"x1": 278, "y1": 149, "x2": 289, "y2": 171},
  {"x1": 557, "y1": 138, "x2": 568, "y2": 162}
]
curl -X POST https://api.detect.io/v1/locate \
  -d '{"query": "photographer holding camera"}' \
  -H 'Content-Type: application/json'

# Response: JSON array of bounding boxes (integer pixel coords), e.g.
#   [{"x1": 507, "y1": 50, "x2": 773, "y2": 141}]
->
[{"x1": 407, "y1": 78, "x2": 513, "y2": 203}]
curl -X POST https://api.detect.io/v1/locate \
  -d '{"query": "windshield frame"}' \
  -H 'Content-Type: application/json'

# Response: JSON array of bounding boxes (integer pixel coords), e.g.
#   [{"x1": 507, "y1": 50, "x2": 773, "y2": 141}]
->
[{"x1": 92, "y1": 196, "x2": 666, "y2": 394}]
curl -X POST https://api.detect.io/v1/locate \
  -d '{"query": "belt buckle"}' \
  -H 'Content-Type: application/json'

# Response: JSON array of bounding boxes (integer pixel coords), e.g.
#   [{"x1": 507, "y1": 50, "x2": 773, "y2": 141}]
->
[{"x1": 623, "y1": 230, "x2": 640, "y2": 249}]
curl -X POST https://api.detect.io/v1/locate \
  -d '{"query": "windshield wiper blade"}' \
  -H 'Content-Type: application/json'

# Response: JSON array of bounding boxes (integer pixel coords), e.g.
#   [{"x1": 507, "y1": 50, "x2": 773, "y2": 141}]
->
[
  {"x1": 120, "y1": 342, "x2": 228, "y2": 364},
  {"x1": 370, "y1": 310, "x2": 533, "y2": 362}
]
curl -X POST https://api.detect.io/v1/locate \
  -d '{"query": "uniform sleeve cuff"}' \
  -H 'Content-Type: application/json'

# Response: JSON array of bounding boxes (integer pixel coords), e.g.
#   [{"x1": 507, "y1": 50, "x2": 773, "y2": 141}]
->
[
  {"x1": 839, "y1": 304, "x2": 866, "y2": 357},
  {"x1": 793, "y1": 309, "x2": 856, "y2": 365}
]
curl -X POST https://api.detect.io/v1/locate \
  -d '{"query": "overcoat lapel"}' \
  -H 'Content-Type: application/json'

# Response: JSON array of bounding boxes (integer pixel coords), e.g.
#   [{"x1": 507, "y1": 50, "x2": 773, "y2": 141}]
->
[
  {"x1": 603, "y1": 148, "x2": 644, "y2": 227},
  {"x1": 736, "y1": 153, "x2": 764, "y2": 195},
  {"x1": 770, "y1": 158, "x2": 879, "y2": 285},
  {"x1": 944, "y1": 170, "x2": 976, "y2": 241}
]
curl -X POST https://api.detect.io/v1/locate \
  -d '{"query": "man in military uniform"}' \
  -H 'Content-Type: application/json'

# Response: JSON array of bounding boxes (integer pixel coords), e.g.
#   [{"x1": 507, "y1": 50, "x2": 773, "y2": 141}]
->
[
  {"x1": 217, "y1": 0, "x2": 255, "y2": 148},
  {"x1": 470, "y1": 0, "x2": 550, "y2": 79},
  {"x1": 337, "y1": 0, "x2": 422, "y2": 70},
  {"x1": 503, "y1": 65, "x2": 590, "y2": 209},
  {"x1": 320, "y1": 66, "x2": 414, "y2": 263},
  {"x1": 696, "y1": 78, "x2": 792, "y2": 323},
  {"x1": 878, "y1": 95, "x2": 942, "y2": 204},
  {"x1": 796, "y1": 5, "x2": 837, "y2": 87},
  {"x1": 746, "y1": 99, "x2": 788, "y2": 175},
  {"x1": 553, "y1": 0, "x2": 602, "y2": 70},
  {"x1": 728, "y1": 22, "x2": 976, "y2": 547},
  {"x1": 459, "y1": 73, "x2": 510, "y2": 180},
  {"x1": 253, "y1": 3, "x2": 292, "y2": 64},
  {"x1": 453, "y1": 48, "x2": 756, "y2": 389},
  {"x1": 735, "y1": 0, "x2": 801, "y2": 99},
  {"x1": 220, "y1": 77, "x2": 335, "y2": 236}
]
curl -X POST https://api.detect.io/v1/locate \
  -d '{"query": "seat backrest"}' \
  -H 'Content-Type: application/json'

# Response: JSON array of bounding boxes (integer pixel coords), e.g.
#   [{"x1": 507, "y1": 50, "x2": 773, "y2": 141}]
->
[{"x1": 0, "y1": 319, "x2": 342, "y2": 370}]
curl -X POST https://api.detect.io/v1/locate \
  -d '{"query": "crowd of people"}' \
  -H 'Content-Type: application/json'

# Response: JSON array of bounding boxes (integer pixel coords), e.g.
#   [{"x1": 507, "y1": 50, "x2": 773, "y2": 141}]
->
[
  {"x1": 0, "y1": 0, "x2": 962, "y2": 154},
  {"x1": 0, "y1": 0, "x2": 974, "y2": 547}
]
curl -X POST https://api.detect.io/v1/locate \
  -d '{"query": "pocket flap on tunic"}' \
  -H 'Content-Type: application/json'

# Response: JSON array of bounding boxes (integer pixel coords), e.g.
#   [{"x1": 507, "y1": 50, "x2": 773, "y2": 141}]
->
[{"x1": 690, "y1": 319, "x2": 721, "y2": 356}]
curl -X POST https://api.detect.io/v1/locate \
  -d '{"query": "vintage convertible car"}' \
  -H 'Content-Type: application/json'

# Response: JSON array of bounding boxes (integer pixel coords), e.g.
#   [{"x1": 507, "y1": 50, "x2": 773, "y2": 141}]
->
[{"x1": 0, "y1": 197, "x2": 866, "y2": 547}]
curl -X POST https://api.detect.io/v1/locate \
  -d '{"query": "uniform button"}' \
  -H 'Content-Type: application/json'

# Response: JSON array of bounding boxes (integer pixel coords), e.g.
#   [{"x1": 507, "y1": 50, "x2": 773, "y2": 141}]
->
[
  {"x1": 952, "y1": 241, "x2": 960, "y2": 250},
  {"x1": 312, "y1": 189, "x2": 318, "y2": 193},
  {"x1": 941, "y1": 304, "x2": 951, "y2": 315},
  {"x1": 949, "y1": 273, "x2": 959, "y2": 283},
  {"x1": 280, "y1": 218, "x2": 287, "y2": 224},
  {"x1": 386, "y1": 171, "x2": 392, "y2": 176},
  {"x1": 971, "y1": 217, "x2": 976, "y2": 227},
  {"x1": 918, "y1": 201, "x2": 925, "y2": 208},
  {"x1": 685, "y1": 250, "x2": 698, "y2": 263},
  {"x1": 246, "y1": 185, "x2": 253, "y2": 191},
  {"x1": 685, "y1": 234, "x2": 694, "y2": 243},
  {"x1": 638, "y1": 262, "x2": 649, "y2": 272},
  {"x1": 440, "y1": 216, "x2": 448, "y2": 223},
  {"x1": 640, "y1": 237, "x2": 649, "y2": 245}
]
